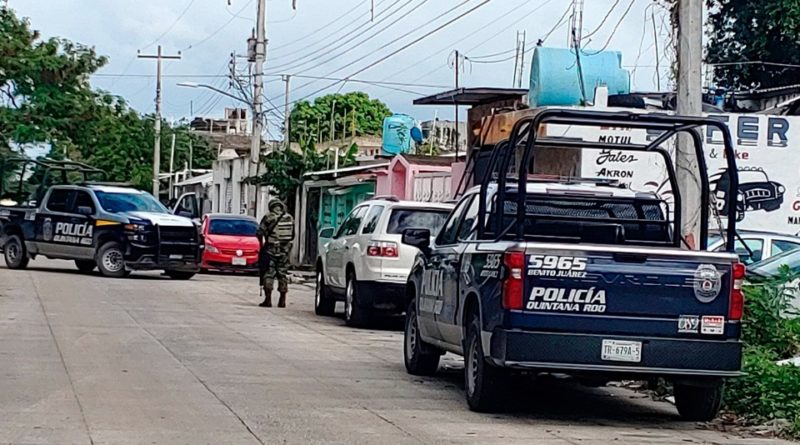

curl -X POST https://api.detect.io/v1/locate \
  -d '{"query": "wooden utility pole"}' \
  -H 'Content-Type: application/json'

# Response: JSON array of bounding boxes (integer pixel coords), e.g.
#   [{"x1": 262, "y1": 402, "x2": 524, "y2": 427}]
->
[
  {"x1": 137, "y1": 45, "x2": 181, "y2": 198},
  {"x1": 283, "y1": 74, "x2": 291, "y2": 151},
  {"x1": 675, "y1": 0, "x2": 703, "y2": 248}
]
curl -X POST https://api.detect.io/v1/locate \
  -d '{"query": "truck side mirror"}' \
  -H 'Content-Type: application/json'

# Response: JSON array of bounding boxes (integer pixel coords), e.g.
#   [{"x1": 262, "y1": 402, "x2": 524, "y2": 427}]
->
[
  {"x1": 402, "y1": 228, "x2": 431, "y2": 254},
  {"x1": 77, "y1": 206, "x2": 93, "y2": 216},
  {"x1": 319, "y1": 227, "x2": 335, "y2": 239}
]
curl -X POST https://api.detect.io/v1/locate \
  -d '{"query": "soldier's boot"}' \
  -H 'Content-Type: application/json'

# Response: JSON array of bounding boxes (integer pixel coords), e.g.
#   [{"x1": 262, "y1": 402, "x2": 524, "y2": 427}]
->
[
  {"x1": 277, "y1": 291, "x2": 287, "y2": 308},
  {"x1": 259, "y1": 290, "x2": 273, "y2": 307}
]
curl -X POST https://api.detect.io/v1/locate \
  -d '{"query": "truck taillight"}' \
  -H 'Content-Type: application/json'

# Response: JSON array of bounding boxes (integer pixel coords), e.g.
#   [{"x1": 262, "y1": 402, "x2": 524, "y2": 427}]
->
[
  {"x1": 367, "y1": 242, "x2": 398, "y2": 257},
  {"x1": 730, "y1": 262, "x2": 745, "y2": 321},
  {"x1": 502, "y1": 250, "x2": 525, "y2": 310}
]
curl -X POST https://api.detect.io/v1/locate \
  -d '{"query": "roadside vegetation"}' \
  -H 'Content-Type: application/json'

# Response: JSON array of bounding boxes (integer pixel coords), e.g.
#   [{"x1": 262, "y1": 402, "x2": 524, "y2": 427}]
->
[{"x1": 725, "y1": 267, "x2": 800, "y2": 437}]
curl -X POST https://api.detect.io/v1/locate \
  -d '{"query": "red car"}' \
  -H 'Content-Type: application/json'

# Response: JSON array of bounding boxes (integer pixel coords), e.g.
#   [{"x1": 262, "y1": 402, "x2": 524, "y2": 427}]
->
[{"x1": 201, "y1": 214, "x2": 260, "y2": 273}]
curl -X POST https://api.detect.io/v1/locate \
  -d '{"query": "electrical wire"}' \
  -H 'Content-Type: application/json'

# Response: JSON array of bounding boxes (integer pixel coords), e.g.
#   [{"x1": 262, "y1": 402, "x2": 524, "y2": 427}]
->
[
  {"x1": 580, "y1": 0, "x2": 620, "y2": 42},
  {"x1": 281, "y1": 0, "x2": 481, "y2": 100},
  {"x1": 405, "y1": 0, "x2": 571, "y2": 84},
  {"x1": 582, "y1": 0, "x2": 636, "y2": 56},
  {"x1": 273, "y1": 0, "x2": 490, "y2": 109},
  {"x1": 140, "y1": 0, "x2": 197, "y2": 51},
  {"x1": 267, "y1": 0, "x2": 418, "y2": 72},
  {"x1": 268, "y1": 1, "x2": 366, "y2": 53},
  {"x1": 180, "y1": 0, "x2": 253, "y2": 52}
]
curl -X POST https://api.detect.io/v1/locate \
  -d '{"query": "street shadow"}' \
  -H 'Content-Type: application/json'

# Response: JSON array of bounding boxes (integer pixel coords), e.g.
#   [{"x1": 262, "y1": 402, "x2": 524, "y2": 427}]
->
[
  {"x1": 423, "y1": 366, "x2": 682, "y2": 425},
  {"x1": 10, "y1": 264, "x2": 179, "y2": 281}
]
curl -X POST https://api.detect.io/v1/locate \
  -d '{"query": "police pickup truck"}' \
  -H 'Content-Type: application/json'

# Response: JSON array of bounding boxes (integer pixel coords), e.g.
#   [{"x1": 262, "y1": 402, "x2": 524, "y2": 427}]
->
[
  {"x1": 1, "y1": 183, "x2": 201, "y2": 278},
  {"x1": 400, "y1": 110, "x2": 743, "y2": 421}
]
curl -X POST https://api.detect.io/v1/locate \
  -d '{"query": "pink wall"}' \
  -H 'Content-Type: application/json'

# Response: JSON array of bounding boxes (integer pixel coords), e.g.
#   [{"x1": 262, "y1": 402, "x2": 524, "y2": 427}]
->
[{"x1": 374, "y1": 155, "x2": 454, "y2": 201}]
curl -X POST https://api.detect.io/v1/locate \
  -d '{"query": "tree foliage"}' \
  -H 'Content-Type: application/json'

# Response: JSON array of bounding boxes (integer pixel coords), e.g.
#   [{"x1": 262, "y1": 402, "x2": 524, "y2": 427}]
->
[
  {"x1": 0, "y1": 8, "x2": 215, "y2": 192},
  {"x1": 289, "y1": 92, "x2": 391, "y2": 144},
  {"x1": 706, "y1": 0, "x2": 800, "y2": 89}
]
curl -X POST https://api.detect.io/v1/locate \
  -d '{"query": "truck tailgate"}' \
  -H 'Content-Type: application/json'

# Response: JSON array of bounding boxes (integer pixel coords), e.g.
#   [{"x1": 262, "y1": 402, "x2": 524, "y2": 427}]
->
[{"x1": 513, "y1": 244, "x2": 740, "y2": 338}]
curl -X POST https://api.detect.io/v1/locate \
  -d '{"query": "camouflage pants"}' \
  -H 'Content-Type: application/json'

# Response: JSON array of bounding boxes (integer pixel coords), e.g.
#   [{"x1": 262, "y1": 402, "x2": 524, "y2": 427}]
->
[{"x1": 262, "y1": 243, "x2": 291, "y2": 293}]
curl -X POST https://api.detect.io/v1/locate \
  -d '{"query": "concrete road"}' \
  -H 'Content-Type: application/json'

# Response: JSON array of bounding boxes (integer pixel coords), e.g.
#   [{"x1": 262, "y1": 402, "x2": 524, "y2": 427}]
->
[{"x1": 0, "y1": 259, "x2": 792, "y2": 445}]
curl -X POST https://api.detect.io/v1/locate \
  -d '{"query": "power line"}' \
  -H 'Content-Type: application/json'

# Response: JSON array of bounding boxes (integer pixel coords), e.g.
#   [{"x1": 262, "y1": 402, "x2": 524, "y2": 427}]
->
[
  {"x1": 268, "y1": 1, "x2": 365, "y2": 52},
  {"x1": 382, "y1": 0, "x2": 558, "y2": 84},
  {"x1": 284, "y1": 74, "x2": 449, "y2": 89},
  {"x1": 583, "y1": 0, "x2": 636, "y2": 55},
  {"x1": 140, "y1": 0, "x2": 197, "y2": 51},
  {"x1": 274, "y1": 0, "x2": 490, "y2": 109},
  {"x1": 267, "y1": 0, "x2": 418, "y2": 72},
  {"x1": 580, "y1": 0, "x2": 620, "y2": 42},
  {"x1": 180, "y1": 0, "x2": 254, "y2": 52},
  {"x1": 268, "y1": 0, "x2": 393, "y2": 64},
  {"x1": 282, "y1": 0, "x2": 480, "y2": 100}
]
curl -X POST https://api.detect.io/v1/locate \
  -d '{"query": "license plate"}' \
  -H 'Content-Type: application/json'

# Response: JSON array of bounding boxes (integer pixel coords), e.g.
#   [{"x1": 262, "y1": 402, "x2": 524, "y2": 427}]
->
[
  {"x1": 169, "y1": 254, "x2": 183, "y2": 260},
  {"x1": 601, "y1": 340, "x2": 642, "y2": 363},
  {"x1": 231, "y1": 257, "x2": 247, "y2": 266}
]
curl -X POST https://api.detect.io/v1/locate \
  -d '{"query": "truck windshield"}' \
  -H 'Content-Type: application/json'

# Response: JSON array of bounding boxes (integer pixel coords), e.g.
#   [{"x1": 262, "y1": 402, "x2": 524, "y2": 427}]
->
[
  {"x1": 208, "y1": 219, "x2": 258, "y2": 236},
  {"x1": 387, "y1": 209, "x2": 450, "y2": 235},
  {"x1": 95, "y1": 191, "x2": 168, "y2": 214}
]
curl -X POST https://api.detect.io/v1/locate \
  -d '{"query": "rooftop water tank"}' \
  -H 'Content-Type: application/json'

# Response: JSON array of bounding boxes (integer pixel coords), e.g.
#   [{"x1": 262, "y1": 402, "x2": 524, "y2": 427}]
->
[
  {"x1": 382, "y1": 114, "x2": 417, "y2": 155},
  {"x1": 529, "y1": 46, "x2": 630, "y2": 107}
]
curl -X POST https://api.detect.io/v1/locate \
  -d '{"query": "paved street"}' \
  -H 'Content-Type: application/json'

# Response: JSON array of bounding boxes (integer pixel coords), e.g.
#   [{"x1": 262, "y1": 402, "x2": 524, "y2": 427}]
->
[{"x1": 0, "y1": 259, "x2": 792, "y2": 445}]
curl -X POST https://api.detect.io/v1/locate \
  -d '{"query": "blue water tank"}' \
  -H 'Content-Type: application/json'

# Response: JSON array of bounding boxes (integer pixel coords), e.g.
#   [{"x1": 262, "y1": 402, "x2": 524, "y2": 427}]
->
[
  {"x1": 382, "y1": 114, "x2": 417, "y2": 155},
  {"x1": 529, "y1": 46, "x2": 630, "y2": 107}
]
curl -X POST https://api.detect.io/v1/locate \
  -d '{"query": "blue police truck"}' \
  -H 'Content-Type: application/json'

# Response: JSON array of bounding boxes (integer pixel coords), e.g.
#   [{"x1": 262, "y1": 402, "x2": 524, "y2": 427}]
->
[{"x1": 400, "y1": 110, "x2": 743, "y2": 421}]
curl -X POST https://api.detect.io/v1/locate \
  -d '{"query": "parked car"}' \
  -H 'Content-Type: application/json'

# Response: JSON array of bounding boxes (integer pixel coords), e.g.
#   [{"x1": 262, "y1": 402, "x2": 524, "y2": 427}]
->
[
  {"x1": 201, "y1": 214, "x2": 260, "y2": 273},
  {"x1": 708, "y1": 230, "x2": 800, "y2": 265},
  {"x1": 314, "y1": 197, "x2": 454, "y2": 326},
  {"x1": 747, "y1": 249, "x2": 800, "y2": 314}
]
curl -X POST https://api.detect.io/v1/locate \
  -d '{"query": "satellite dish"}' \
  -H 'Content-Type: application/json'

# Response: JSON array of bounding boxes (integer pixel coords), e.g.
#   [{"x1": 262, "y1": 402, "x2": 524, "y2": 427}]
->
[{"x1": 410, "y1": 127, "x2": 423, "y2": 144}]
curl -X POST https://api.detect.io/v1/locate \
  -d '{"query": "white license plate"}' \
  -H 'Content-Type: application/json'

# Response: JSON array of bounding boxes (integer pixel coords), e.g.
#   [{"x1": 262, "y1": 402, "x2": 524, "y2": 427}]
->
[
  {"x1": 601, "y1": 340, "x2": 642, "y2": 363},
  {"x1": 231, "y1": 257, "x2": 247, "y2": 266},
  {"x1": 169, "y1": 254, "x2": 182, "y2": 260}
]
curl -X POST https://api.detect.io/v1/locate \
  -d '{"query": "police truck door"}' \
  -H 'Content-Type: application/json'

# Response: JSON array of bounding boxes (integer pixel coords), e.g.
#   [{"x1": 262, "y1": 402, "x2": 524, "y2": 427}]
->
[{"x1": 34, "y1": 188, "x2": 73, "y2": 257}]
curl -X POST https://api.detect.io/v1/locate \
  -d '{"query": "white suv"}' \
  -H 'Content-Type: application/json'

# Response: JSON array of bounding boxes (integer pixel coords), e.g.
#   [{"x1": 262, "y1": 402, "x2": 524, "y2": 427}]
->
[{"x1": 315, "y1": 197, "x2": 454, "y2": 326}]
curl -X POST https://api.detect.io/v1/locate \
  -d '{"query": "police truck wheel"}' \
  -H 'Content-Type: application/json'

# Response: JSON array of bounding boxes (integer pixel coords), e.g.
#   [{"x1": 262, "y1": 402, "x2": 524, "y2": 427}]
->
[
  {"x1": 3, "y1": 235, "x2": 29, "y2": 269},
  {"x1": 165, "y1": 271, "x2": 196, "y2": 280},
  {"x1": 674, "y1": 381, "x2": 724, "y2": 421},
  {"x1": 464, "y1": 313, "x2": 509, "y2": 412},
  {"x1": 314, "y1": 269, "x2": 335, "y2": 316},
  {"x1": 404, "y1": 299, "x2": 440, "y2": 376},
  {"x1": 345, "y1": 271, "x2": 370, "y2": 327},
  {"x1": 74, "y1": 260, "x2": 96, "y2": 273},
  {"x1": 96, "y1": 242, "x2": 128, "y2": 278}
]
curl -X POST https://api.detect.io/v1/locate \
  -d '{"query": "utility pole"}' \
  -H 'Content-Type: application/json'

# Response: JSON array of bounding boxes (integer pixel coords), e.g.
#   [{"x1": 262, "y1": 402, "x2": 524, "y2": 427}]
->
[
  {"x1": 518, "y1": 31, "x2": 527, "y2": 89},
  {"x1": 247, "y1": 0, "x2": 267, "y2": 217},
  {"x1": 329, "y1": 99, "x2": 337, "y2": 142},
  {"x1": 168, "y1": 133, "x2": 176, "y2": 200},
  {"x1": 188, "y1": 139, "x2": 193, "y2": 176},
  {"x1": 138, "y1": 45, "x2": 181, "y2": 198},
  {"x1": 512, "y1": 31, "x2": 527, "y2": 88},
  {"x1": 569, "y1": 0, "x2": 585, "y2": 47},
  {"x1": 512, "y1": 33, "x2": 521, "y2": 87},
  {"x1": 675, "y1": 0, "x2": 703, "y2": 249},
  {"x1": 342, "y1": 108, "x2": 348, "y2": 141},
  {"x1": 283, "y1": 74, "x2": 291, "y2": 151},
  {"x1": 454, "y1": 50, "x2": 460, "y2": 158}
]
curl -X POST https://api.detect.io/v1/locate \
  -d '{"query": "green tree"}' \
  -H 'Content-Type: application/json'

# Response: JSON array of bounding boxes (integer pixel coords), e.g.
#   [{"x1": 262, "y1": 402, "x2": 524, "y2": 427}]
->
[
  {"x1": 0, "y1": 8, "x2": 216, "y2": 192},
  {"x1": 706, "y1": 0, "x2": 800, "y2": 89},
  {"x1": 289, "y1": 92, "x2": 391, "y2": 144}
]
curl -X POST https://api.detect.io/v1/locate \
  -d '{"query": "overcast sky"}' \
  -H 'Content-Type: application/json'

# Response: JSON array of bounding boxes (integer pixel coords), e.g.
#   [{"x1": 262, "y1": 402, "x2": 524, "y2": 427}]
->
[{"x1": 15, "y1": 0, "x2": 671, "y2": 134}]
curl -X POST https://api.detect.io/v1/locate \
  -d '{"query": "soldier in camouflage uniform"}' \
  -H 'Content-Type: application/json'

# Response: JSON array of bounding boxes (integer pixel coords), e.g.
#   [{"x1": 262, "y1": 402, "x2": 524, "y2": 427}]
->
[{"x1": 257, "y1": 199, "x2": 294, "y2": 307}]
